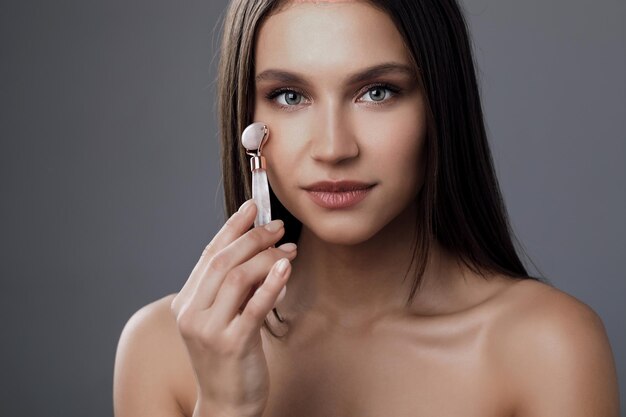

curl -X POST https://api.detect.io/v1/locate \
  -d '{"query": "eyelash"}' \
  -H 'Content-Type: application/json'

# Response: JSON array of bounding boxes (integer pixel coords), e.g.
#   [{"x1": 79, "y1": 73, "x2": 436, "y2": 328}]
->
[{"x1": 264, "y1": 82, "x2": 402, "y2": 111}]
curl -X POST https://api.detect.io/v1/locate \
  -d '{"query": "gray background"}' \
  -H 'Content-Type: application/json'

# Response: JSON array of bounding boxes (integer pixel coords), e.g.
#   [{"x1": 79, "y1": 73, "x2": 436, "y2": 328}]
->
[{"x1": 0, "y1": 0, "x2": 624, "y2": 415}]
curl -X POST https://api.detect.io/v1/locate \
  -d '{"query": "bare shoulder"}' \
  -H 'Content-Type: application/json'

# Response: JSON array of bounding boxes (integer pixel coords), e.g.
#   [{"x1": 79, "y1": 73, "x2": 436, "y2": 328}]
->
[
  {"x1": 114, "y1": 293, "x2": 195, "y2": 417},
  {"x1": 489, "y1": 279, "x2": 620, "y2": 416},
  {"x1": 494, "y1": 278, "x2": 605, "y2": 326}
]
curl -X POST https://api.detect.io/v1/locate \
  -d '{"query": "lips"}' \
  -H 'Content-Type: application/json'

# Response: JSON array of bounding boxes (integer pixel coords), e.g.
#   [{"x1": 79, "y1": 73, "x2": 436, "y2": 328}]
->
[
  {"x1": 302, "y1": 180, "x2": 376, "y2": 209},
  {"x1": 302, "y1": 180, "x2": 376, "y2": 192}
]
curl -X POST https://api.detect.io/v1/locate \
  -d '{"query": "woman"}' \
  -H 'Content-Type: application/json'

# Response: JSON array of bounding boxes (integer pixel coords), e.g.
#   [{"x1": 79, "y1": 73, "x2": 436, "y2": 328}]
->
[{"x1": 113, "y1": 1, "x2": 620, "y2": 416}]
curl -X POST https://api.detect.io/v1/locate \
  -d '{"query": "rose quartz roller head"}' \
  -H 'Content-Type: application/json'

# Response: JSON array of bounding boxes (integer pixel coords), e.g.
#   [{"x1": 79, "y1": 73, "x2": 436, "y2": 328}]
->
[{"x1": 241, "y1": 122, "x2": 271, "y2": 227}]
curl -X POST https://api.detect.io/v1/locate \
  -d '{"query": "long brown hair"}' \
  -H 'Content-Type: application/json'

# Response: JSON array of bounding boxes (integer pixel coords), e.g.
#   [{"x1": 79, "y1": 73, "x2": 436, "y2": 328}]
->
[{"x1": 216, "y1": 0, "x2": 545, "y2": 337}]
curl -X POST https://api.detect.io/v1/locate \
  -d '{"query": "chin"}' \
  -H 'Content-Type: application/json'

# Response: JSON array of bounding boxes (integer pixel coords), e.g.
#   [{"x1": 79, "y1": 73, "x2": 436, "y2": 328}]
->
[
  {"x1": 294, "y1": 203, "x2": 394, "y2": 246},
  {"x1": 306, "y1": 221, "x2": 381, "y2": 246}
]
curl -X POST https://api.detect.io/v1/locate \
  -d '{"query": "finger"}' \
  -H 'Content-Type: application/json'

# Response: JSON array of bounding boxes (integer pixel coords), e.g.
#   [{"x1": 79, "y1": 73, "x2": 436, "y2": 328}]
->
[
  {"x1": 233, "y1": 243, "x2": 297, "y2": 311},
  {"x1": 236, "y1": 258, "x2": 292, "y2": 339},
  {"x1": 173, "y1": 199, "x2": 256, "y2": 312},
  {"x1": 201, "y1": 199, "x2": 257, "y2": 261},
  {"x1": 210, "y1": 244, "x2": 297, "y2": 325},
  {"x1": 186, "y1": 219, "x2": 287, "y2": 311}
]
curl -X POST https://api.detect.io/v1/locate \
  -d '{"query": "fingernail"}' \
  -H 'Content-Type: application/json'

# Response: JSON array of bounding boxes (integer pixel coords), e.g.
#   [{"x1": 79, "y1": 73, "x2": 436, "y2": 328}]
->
[
  {"x1": 275, "y1": 258, "x2": 290, "y2": 275},
  {"x1": 277, "y1": 242, "x2": 297, "y2": 252},
  {"x1": 264, "y1": 219, "x2": 284, "y2": 233},
  {"x1": 238, "y1": 199, "x2": 254, "y2": 214}
]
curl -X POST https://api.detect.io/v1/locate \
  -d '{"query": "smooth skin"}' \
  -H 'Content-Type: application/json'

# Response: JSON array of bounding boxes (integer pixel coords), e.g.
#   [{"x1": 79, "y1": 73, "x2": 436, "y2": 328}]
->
[{"x1": 113, "y1": 1, "x2": 620, "y2": 416}]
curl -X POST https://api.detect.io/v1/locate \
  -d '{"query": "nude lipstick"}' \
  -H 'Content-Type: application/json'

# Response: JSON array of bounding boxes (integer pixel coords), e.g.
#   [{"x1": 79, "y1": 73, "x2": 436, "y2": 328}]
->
[{"x1": 302, "y1": 180, "x2": 376, "y2": 209}]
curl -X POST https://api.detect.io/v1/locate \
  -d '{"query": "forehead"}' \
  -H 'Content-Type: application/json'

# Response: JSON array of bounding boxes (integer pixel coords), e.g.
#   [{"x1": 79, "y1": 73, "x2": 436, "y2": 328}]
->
[{"x1": 254, "y1": 2, "x2": 413, "y2": 75}]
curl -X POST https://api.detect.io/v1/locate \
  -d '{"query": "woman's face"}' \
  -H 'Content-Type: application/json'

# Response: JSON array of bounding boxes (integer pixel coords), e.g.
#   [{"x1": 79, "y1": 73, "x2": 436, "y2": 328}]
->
[{"x1": 253, "y1": 1, "x2": 427, "y2": 245}]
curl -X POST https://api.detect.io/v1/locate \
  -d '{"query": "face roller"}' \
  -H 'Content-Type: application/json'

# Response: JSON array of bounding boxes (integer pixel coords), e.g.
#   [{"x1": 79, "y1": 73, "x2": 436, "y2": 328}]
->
[{"x1": 241, "y1": 122, "x2": 272, "y2": 227}]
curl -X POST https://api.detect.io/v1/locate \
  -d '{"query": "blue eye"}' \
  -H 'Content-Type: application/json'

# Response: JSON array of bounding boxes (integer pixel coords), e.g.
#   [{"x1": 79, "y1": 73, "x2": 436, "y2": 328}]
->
[
  {"x1": 265, "y1": 88, "x2": 307, "y2": 110},
  {"x1": 360, "y1": 86, "x2": 394, "y2": 102},
  {"x1": 277, "y1": 90, "x2": 303, "y2": 106}
]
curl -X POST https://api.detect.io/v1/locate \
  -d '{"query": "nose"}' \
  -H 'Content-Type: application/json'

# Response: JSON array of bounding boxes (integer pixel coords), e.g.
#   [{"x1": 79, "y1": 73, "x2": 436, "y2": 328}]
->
[{"x1": 309, "y1": 102, "x2": 359, "y2": 164}]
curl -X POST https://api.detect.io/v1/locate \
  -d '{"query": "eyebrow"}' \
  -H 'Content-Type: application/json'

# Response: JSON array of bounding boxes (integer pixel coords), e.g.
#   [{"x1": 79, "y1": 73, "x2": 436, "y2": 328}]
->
[{"x1": 255, "y1": 62, "x2": 416, "y2": 86}]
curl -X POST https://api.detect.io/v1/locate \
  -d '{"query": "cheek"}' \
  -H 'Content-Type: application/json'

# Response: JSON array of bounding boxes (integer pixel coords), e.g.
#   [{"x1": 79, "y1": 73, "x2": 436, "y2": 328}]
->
[
  {"x1": 262, "y1": 131, "x2": 302, "y2": 197},
  {"x1": 357, "y1": 101, "x2": 427, "y2": 184}
]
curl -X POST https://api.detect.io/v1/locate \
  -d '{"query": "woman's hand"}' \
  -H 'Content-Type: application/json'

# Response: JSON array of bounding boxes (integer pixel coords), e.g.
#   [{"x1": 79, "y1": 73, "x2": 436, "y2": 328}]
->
[{"x1": 170, "y1": 199, "x2": 296, "y2": 417}]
